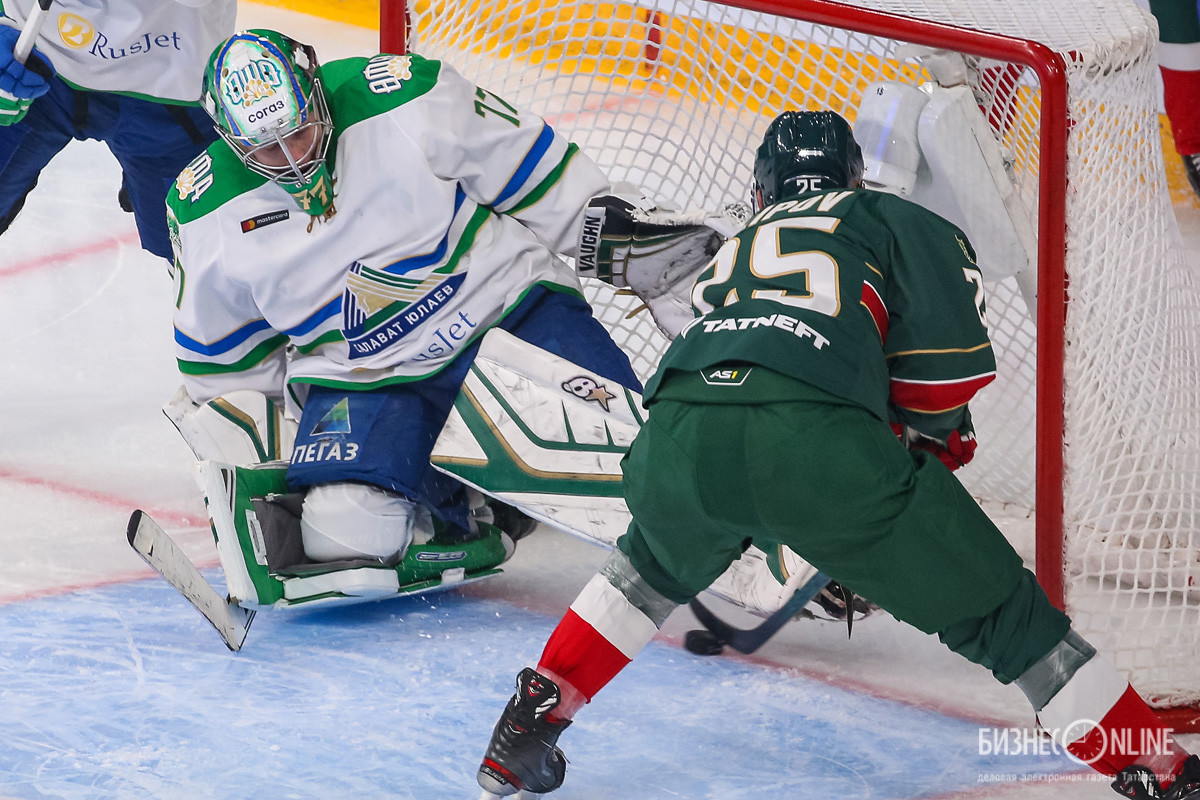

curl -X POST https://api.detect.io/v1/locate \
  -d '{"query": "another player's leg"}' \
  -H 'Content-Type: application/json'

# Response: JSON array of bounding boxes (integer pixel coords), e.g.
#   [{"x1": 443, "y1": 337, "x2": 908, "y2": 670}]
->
[
  {"x1": 785, "y1": 405, "x2": 1198, "y2": 795},
  {"x1": 106, "y1": 96, "x2": 217, "y2": 260},
  {"x1": 478, "y1": 545, "x2": 699, "y2": 796},
  {"x1": 477, "y1": 401, "x2": 747, "y2": 796},
  {"x1": 1148, "y1": 0, "x2": 1200, "y2": 200},
  {"x1": 0, "y1": 74, "x2": 73, "y2": 236}
]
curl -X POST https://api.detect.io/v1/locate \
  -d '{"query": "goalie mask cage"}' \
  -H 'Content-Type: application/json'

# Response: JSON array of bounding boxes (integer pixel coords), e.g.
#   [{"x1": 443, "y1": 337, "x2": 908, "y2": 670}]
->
[{"x1": 381, "y1": 0, "x2": 1200, "y2": 721}]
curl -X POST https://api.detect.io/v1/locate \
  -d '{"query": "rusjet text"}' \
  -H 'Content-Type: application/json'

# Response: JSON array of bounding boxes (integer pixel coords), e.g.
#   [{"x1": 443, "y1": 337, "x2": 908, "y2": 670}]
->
[
  {"x1": 412, "y1": 310, "x2": 478, "y2": 360},
  {"x1": 91, "y1": 32, "x2": 184, "y2": 60}
]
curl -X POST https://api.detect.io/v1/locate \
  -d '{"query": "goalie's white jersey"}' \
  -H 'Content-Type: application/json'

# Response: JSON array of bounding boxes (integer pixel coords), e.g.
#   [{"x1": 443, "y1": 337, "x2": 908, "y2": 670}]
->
[
  {"x1": 167, "y1": 53, "x2": 610, "y2": 404},
  {"x1": 0, "y1": 0, "x2": 236, "y2": 103}
]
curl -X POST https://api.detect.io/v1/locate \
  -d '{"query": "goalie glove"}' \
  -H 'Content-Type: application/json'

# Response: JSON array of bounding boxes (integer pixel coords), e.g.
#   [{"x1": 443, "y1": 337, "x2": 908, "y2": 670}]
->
[
  {"x1": 891, "y1": 420, "x2": 978, "y2": 471},
  {"x1": 575, "y1": 184, "x2": 750, "y2": 338},
  {"x1": 0, "y1": 24, "x2": 55, "y2": 127}
]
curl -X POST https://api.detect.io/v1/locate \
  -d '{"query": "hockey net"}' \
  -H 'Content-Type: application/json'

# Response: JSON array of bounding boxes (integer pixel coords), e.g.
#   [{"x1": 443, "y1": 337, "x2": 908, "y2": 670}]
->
[{"x1": 384, "y1": 0, "x2": 1200, "y2": 715}]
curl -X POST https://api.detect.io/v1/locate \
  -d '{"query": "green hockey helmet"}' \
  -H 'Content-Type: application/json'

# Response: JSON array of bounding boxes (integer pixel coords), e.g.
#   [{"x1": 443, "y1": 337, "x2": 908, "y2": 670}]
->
[
  {"x1": 752, "y1": 110, "x2": 864, "y2": 209},
  {"x1": 202, "y1": 29, "x2": 335, "y2": 216}
]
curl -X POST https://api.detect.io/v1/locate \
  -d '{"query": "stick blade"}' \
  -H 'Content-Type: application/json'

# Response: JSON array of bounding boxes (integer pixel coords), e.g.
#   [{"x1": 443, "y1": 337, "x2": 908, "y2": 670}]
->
[
  {"x1": 687, "y1": 570, "x2": 831, "y2": 655},
  {"x1": 127, "y1": 510, "x2": 255, "y2": 651}
]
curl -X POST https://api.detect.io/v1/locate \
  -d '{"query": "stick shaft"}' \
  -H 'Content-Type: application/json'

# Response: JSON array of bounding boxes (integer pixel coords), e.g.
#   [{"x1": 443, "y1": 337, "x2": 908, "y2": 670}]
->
[{"x1": 13, "y1": 0, "x2": 53, "y2": 65}]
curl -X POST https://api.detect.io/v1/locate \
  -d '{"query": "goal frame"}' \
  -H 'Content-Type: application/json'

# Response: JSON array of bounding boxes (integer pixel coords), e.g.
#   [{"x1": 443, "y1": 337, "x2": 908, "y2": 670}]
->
[{"x1": 376, "y1": 0, "x2": 1072, "y2": 605}]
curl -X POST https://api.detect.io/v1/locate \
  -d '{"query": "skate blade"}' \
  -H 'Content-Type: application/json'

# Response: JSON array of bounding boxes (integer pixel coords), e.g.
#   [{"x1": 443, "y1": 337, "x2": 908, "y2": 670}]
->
[{"x1": 475, "y1": 791, "x2": 544, "y2": 800}]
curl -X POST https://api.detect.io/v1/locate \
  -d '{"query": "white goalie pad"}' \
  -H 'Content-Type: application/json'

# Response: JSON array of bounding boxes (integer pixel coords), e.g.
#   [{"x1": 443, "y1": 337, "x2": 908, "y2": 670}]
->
[
  {"x1": 855, "y1": 56, "x2": 1038, "y2": 313},
  {"x1": 430, "y1": 328, "x2": 819, "y2": 617},
  {"x1": 164, "y1": 386, "x2": 297, "y2": 466},
  {"x1": 197, "y1": 459, "x2": 282, "y2": 607},
  {"x1": 195, "y1": 460, "x2": 506, "y2": 610}
]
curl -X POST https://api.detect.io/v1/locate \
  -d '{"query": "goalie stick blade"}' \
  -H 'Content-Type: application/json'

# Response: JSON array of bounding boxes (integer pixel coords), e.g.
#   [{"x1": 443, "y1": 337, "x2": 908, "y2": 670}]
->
[
  {"x1": 687, "y1": 570, "x2": 830, "y2": 655},
  {"x1": 126, "y1": 510, "x2": 256, "y2": 652}
]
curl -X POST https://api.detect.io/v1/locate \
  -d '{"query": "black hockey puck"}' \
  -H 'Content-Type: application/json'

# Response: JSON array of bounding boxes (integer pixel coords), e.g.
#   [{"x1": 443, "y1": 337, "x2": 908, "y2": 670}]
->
[{"x1": 684, "y1": 629, "x2": 726, "y2": 656}]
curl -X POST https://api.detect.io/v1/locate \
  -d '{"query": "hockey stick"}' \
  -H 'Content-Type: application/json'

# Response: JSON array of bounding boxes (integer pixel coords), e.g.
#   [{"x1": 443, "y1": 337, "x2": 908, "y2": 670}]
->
[
  {"x1": 127, "y1": 510, "x2": 256, "y2": 652},
  {"x1": 13, "y1": 0, "x2": 54, "y2": 64},
  {"x1": 685, "y1": 569, "x2": 830, "y2": 656}
]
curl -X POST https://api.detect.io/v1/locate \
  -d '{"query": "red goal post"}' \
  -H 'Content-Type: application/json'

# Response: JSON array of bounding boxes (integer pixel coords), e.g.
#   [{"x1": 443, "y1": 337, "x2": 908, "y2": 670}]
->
[{"x1": 378, "y1": 0, "x2": 1200, "y2": 722}]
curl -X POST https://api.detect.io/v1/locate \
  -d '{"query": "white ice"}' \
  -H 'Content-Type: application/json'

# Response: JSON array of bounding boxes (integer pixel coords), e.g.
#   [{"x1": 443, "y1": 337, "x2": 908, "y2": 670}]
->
[{"x1": 0, "y1": 3, "x2": 1198, "y2": 799}]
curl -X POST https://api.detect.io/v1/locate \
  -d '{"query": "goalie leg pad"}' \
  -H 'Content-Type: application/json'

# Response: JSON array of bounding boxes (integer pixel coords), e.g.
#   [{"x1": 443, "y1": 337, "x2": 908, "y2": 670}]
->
[
  {"x1": 199, "y1": 461, "x2": 507, "y2": 609},
  {"x1": 165, "y1": 387, "x2": 297, "y2": 465},
  {"x1": 198, "y1": 460, "x2": 292, "y2": 607}
]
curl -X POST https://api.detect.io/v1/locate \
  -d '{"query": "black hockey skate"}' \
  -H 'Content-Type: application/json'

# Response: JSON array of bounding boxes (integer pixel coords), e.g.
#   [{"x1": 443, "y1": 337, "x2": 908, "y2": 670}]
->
[
  {"x1": 487, "y1": 499, "x2": 538, "y2": 542},
  {"x1": 478, "y1": 668, "x2": 571, "y2": 796},
  {"x1": 1185, "y1": 154, "x2": 1200, "y2": 202},
  {"x1": 813, "y1": 580, "x2": 874, "y2": 621},
  {"x1": 1113, "y1": 754, "x2": 1200, "y2": 799}
]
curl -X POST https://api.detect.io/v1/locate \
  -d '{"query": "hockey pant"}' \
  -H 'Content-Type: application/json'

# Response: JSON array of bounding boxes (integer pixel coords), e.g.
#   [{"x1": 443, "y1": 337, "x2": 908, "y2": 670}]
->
[{"x1": 0, "y1": 75, "x2": 215, "y2": 260}]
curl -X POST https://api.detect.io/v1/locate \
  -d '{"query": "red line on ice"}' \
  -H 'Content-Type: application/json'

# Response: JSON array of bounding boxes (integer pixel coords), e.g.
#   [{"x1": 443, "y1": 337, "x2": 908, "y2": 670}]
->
[
  {"x1": 0, "y1": 466, "x2": 203, "y2": 529},
  {"x1": 0, "y1": 465, "x2": 215, "y2": 602},
  {"x1": 0, "y1": 231, "x2": 142, "y2": 278}
]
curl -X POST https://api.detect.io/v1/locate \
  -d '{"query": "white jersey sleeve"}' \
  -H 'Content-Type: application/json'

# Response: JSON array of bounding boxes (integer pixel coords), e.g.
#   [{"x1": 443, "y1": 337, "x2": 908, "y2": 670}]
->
[
  {"x1": 0, "y1": 0, "x2": 236, "y2": 102},
  {"x1": 404, "y1": 58, "x2": 610, "y2": 257}
]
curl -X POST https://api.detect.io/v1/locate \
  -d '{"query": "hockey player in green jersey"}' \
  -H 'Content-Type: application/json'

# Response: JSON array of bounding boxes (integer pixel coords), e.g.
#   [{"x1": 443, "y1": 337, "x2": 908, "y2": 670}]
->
[
  {"x1": 157, "y1": 30, "x2": 745, "y2": 618},
  {"x1": 476, "y1": 111, "x2": 1200, "y2": 799}
]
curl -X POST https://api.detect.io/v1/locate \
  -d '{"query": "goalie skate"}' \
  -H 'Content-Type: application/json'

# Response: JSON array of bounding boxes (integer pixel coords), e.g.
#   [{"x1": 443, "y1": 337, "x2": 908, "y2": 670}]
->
[{"x1": 197, "y1": 460, "x2": 510, "y2": 611}]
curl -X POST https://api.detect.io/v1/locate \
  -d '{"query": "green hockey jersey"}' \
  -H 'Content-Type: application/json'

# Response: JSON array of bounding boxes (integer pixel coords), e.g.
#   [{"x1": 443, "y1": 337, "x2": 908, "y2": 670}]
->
[{"x1": 646, "y1": 188, "x2": 997, "y2": 437}]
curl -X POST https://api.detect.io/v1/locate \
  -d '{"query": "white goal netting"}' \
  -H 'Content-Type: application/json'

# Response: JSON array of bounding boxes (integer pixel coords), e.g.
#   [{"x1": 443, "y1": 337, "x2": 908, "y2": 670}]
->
[{"x1": 399, "y1": 0, "x2": 1200, "y2": 709}]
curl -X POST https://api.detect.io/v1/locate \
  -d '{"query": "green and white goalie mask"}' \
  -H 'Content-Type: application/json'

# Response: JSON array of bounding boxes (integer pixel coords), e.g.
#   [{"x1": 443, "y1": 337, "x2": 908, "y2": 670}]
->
[{"x1": 202, "y1": 29, "x2": 335, "y2": 217}]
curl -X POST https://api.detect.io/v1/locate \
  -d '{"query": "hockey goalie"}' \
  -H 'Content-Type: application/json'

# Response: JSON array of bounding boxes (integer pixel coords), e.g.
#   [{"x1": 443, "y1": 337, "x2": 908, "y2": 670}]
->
[{"x1": 131, "y1": 28, "x2": 810, "y2": 652}]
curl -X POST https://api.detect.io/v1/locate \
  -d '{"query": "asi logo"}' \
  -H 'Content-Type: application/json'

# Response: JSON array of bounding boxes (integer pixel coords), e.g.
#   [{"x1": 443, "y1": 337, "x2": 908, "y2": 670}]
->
[
  {"x1": 364, "y1": 54, "x2": 413, "y2": 94},
  {"x1": 702, "y1": 366, "x2": 752, "y2": 386},
  {"x1": 561, "y1": 375, "x2": 615, "y2": 411},
  {"x1": 57, "y1": 13, "x2": 95, "y2": 49}
]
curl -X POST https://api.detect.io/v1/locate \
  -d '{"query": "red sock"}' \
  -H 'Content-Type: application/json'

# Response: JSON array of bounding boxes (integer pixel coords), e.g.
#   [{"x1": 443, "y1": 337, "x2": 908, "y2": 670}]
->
[
  {"x1": 536, "y1": 574, "x2": 660, "y2": 716},
  {"x1": 1161, "y1": 66, "x2": 1200, "y2": 155},
  {"x1": 1066, "y1": 685, "x2": 1187, "y2": 778}
]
